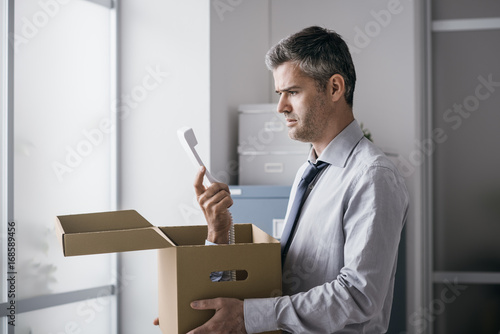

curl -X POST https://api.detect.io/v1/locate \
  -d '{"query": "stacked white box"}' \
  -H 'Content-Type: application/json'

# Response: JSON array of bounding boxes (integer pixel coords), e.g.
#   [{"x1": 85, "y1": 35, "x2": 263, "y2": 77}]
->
[{"x1": 238, "y1": 104, "x2": 310, "y2": 185}]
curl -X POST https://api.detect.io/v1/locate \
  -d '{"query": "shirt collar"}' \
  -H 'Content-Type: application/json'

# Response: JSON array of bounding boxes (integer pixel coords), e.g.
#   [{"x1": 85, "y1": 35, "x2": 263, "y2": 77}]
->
[{"x1": 308, "y1": 119, "x2": 364, "y2": 168}]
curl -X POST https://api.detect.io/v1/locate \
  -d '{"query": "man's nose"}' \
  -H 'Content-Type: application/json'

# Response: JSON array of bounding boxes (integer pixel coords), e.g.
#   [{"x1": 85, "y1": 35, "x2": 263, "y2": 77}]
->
[{"x1": 277, "y1": 94, "x2": 290, "y2": 114}]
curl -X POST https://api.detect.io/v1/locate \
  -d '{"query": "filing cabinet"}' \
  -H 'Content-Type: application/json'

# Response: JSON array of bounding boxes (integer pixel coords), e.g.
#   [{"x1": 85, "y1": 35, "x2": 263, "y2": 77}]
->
[
  {"x1": 238, "y1": 151, "x2": 307, "y2": 186},
  {"x1": 228, "y1": 185, "x2": 291, "y2": 239},
  {"x1": 238, "y1": 104, "x2": 310, "y2": 185}
]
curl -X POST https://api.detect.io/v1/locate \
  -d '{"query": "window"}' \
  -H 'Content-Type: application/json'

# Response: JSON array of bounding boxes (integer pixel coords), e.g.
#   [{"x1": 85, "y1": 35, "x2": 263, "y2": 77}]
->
[{"x1": 1, "y1": 1, "x2": 118, "y2": 333}]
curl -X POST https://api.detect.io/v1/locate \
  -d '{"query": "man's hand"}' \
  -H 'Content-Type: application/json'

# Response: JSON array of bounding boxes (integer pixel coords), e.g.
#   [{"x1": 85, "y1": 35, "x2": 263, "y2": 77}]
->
[
  {"x1": 194, "y1": 167, "x2": 233, "y2": 244},
  {"x1": 187, "y1": 298, "x2": 246, "y2": 334}
]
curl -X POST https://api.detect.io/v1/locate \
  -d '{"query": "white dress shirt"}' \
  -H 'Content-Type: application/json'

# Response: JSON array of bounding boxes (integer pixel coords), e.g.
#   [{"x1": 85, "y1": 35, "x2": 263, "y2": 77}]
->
[{"x1": 244, "y1": 120, "x2": 409, "y2": 333}]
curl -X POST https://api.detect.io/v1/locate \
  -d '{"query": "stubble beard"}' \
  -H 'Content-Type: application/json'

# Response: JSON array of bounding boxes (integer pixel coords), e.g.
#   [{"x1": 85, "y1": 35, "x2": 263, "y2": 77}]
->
[{"x1": 287, "y1": 97, "x2": 328, "y2": 144}]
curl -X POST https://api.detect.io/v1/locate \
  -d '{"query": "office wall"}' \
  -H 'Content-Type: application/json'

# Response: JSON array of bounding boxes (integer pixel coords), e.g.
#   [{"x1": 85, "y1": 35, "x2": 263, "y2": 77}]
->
[
  {"x1": 118, "y1": 1, "x2": 210, "y2": 333},
  {"x1": 210, "y1": 0, "x2": 272, "y2": 185}
]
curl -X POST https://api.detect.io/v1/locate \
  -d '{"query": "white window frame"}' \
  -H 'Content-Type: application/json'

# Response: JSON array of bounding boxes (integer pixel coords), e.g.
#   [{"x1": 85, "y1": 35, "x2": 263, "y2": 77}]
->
[{"x1": 0, "y1": 1, "x2": 120, "y2": 333}]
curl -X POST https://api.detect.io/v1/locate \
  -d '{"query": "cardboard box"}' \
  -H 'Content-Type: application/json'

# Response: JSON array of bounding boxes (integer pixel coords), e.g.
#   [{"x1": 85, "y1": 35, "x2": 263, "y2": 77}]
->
[{"x1": 56, "y1": 210, "x2": 282, "y2": 334}]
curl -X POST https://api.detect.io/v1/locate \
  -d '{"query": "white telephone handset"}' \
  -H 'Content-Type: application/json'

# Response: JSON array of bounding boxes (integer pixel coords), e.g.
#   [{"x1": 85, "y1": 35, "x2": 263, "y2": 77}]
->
[
  {"x1": 177, "y1": 127, "x2": 219, "y2": 185},
  {"x1": 177, "y1": 127, "x2": 236, "y2": 279}
]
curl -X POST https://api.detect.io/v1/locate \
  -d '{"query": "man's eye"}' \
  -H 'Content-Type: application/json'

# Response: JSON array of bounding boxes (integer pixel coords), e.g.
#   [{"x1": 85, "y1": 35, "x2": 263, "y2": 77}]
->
[{"x1": 289, "y1": 91, "x2": 297, "y2": 96}]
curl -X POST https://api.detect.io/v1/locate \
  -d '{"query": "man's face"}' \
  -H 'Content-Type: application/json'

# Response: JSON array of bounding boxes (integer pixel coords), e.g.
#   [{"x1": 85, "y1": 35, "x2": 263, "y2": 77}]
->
[{"x1": 273, "y1": 62, "x2": 333, "y2": 145}]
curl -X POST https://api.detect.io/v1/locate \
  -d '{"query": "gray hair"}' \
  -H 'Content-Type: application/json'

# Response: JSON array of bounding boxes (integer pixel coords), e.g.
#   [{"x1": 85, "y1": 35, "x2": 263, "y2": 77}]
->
[{"x1": 265, "y1": 26, "x2": 356, "y2": 107}]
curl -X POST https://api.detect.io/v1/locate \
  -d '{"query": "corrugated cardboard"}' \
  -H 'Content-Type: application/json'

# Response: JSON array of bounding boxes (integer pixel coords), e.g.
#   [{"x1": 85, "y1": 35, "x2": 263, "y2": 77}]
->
[{"x1": 56, "y1": 210, "x2": 282, "y2": 334}]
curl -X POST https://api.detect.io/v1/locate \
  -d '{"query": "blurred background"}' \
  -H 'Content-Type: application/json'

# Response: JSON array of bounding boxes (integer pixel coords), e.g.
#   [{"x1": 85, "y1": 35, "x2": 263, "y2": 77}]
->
[{"x1": 1, "y1": 0, "x2": 499, "y2": 333}]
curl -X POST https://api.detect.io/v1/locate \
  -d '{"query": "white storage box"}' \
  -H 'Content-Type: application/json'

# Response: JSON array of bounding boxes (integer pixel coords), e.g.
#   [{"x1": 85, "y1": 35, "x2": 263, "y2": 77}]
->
[
  {"x1": 239, "y1": 151, "x2": 308, "y2": 185},
  {"x1": 238, "y1": 104, "x2": 310, "y2": 153}
]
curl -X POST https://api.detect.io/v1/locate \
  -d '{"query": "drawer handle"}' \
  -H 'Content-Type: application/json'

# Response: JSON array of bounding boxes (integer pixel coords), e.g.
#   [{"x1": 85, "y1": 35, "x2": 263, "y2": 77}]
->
[
  {"x1": 273, "y1": 219, "x2": 285, "y2": 239},
  {"x1": 264, "y1": 121, "x2": 284, "y2": 132},
  {"x1": 264, "y1": 162, "x2": 284, "y2": 173}
]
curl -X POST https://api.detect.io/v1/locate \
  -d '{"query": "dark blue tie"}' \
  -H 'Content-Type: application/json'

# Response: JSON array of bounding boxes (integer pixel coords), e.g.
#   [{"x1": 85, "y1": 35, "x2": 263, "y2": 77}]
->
[{"x1": 281, "y1": 160, "x2": 329, "y2": 265}]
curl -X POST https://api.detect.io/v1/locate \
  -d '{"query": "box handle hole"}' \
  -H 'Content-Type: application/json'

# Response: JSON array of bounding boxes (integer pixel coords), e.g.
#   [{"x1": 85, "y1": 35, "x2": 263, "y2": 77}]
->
[{"x1": 210, "y1": 270, "x2": 248, "y2": 282}]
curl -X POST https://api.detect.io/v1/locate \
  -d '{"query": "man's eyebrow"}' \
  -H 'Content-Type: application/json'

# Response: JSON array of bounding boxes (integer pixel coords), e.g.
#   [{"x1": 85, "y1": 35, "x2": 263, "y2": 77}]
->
[{"x1": 275, "y1": 85, "x2": 301, "y2": 93}]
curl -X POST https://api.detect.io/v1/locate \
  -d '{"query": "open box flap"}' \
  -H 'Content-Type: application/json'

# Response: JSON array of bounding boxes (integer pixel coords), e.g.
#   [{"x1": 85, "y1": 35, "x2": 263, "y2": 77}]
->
[{"x1": 56, "y1": 210, "x2": 175, "y2": 256}]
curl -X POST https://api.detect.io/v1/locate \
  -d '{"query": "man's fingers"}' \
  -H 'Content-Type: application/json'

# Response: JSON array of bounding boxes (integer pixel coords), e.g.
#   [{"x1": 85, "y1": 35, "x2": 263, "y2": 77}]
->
[
  {"x1": 222, "y1": 194, "x2": 234, "y2": 208},
  {"x1": 201, "y1": 189, "x2": 232, "y2": 207},
  {"x1": 187, "y1": 324, "x2": 209, "y2": 334},
  {"x1": 201, "y1": 182, "x2": 228, "y2": 198},
  {"x1": 187, "y1": 298, "x2": 246, "y2": 334},
  {"x1": 198, "y1": 183, "x2": 233, "y2": 209},
  {"x1": 215, "y1": 181, "x2": 230, "y2": 193},
  {"x1": 190, "y1": 298, "x2": 219, "y2": 311},
  {"x1": 214, "y1": 183, "x2": 233, "y2": 208},
  {"x1": 194, "y1": 167, "x2": 206, "y2": 196}
]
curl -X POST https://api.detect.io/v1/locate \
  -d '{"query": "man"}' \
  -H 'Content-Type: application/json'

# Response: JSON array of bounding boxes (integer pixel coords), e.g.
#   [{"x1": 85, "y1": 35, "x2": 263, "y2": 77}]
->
[{"x1": 157, "y1": 26, "x2": 409, "y2": 333}]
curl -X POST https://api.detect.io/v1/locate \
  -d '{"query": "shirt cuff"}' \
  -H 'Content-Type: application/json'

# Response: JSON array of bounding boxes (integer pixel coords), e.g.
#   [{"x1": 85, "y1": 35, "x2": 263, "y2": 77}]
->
[
  {"x1": 205, "y1": 239, "x2": 218, "y2": 246},
  {"x1": 244, "y1": 297, "x2": 279, "y2": 333}
]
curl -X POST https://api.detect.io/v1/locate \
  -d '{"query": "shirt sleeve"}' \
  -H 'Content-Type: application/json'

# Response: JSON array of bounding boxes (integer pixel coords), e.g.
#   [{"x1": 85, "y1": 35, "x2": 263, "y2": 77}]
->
[{"x1": 244, "y1": 166, "x2": 409, "y2": 333}]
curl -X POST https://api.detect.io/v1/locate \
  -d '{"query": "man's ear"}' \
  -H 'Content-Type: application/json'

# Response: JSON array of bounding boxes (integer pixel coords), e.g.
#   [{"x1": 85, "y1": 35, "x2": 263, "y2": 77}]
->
[{"x1": 329, "y1": 74, "x2": 345, "y2": 103}]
